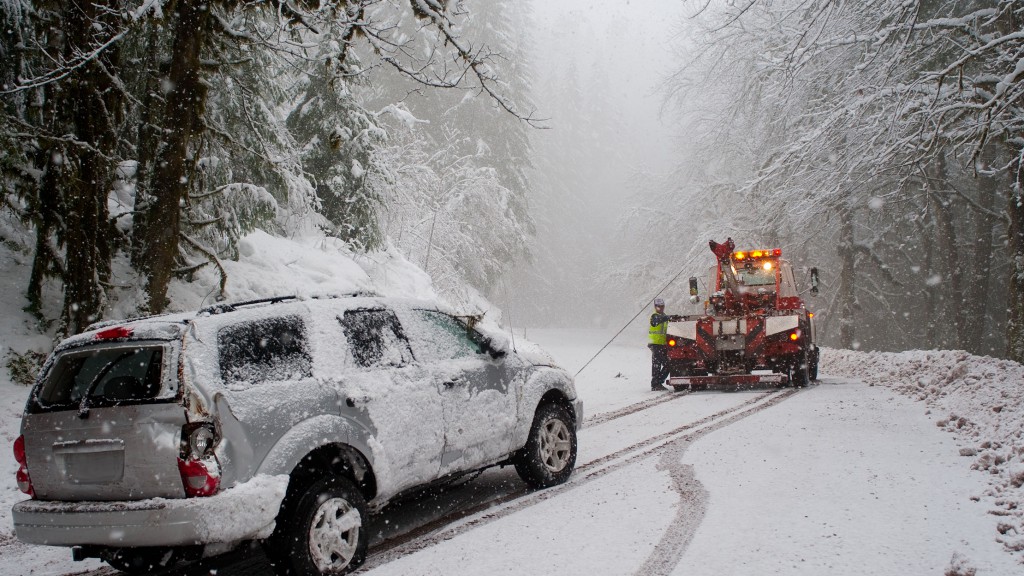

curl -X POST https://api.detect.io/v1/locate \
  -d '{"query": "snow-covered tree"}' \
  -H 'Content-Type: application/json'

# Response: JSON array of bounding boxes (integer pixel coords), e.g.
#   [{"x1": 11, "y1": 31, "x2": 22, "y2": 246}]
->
[
  {"x1": 651, "y1": 0, "x2": 1019, "y2": 359},
  {"x1": 0, "y1": 0, "x2": 534, "y2": 333}
]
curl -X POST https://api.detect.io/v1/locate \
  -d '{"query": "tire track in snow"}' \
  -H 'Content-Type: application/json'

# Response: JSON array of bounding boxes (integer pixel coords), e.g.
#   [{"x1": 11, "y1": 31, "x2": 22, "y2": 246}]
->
[
  {"x1": 632, "y1": 444, "x2": 708, "y2": 576},
  {"x1": 633, "y1": 385, "x2": 816, "y2": 576},
  {"x1": 358, "y1": 388, "x2": 801, "y2": 572},
  {"x1": 582, "y1": 389, "x2": 691, "y2": 428}
]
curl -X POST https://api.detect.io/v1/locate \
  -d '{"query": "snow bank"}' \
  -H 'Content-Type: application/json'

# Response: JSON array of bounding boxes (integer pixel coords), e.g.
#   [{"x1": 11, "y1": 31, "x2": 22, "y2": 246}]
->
[{"x1": 824, "y1": 348, "x2": 1024, "y2": 559}]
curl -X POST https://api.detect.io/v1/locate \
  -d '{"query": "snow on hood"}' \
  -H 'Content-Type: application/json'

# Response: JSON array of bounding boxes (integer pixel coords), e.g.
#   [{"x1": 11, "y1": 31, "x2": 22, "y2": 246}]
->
[
  {"x1": 511, "y1": 337, "x2": 560, "y2": 368},
  {"x1": 824, "y1": 347, "x2": 1024, "y2": 559},
  {"x1": 469, "y1": 323, "x2": 559, "y2": 368}
]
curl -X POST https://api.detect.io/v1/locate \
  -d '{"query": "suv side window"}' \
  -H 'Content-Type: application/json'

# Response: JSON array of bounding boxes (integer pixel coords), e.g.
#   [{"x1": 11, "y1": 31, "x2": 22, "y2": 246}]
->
[
  {"x1": 339, "y1": 309, "x2": 415, "y2": 368},
  {"x1": 407, "y1": 310, "x2": 486, "y2": 361},
  {"x1": 218, "y1": 315, "x2": 312, "y2": 386}
]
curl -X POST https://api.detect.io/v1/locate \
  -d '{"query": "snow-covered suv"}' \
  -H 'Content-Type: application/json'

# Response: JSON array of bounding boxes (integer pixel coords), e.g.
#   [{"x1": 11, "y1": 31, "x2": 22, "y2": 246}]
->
[{"x1": 11, "y1": 294, "x2": 582, "y2": 575}]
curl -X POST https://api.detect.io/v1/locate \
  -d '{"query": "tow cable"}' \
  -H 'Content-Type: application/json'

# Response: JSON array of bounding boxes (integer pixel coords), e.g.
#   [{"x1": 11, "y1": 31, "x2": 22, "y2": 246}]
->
[{"x1": 573, "y1": 251, "x2": 705, "y2": 379}]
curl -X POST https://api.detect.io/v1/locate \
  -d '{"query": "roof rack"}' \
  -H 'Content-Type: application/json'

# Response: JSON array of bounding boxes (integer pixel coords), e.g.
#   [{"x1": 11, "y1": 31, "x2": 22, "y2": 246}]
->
[
  {"x1": 196, "y1": 291, "x2": 380, "y2": 316},
  {"x1": 311, "y1": 291, "x2": 379, "y2": 300},
  {"x1": 85, "y1": 312, "x2": 180, "y2": 332},
  {"x1": 198, "y1": 296, "x2": 299, "y2": 316}
]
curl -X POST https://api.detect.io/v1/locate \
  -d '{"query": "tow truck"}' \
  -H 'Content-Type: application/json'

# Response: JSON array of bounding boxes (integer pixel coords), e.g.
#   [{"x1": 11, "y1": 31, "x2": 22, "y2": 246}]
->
[{"x1": 666, "y1": 238, "x2": 820, "y2": 391}]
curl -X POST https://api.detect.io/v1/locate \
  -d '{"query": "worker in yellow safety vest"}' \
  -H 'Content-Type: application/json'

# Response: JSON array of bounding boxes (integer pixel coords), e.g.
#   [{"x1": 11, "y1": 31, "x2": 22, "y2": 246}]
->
[{"x1": 649, "y1": 298, "x2": 682, "y2": 391}]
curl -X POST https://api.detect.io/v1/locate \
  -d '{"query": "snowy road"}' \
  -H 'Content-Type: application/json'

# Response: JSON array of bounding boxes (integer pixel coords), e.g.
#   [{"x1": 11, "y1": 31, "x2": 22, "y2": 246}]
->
[{"x1": 2, "y1": 329, "x2": 1021, "y2": 575}]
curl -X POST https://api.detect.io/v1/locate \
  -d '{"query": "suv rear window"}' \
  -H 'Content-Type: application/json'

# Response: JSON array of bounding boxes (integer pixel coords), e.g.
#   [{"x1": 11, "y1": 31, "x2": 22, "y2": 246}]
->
[
  {"x1": 218, "y1": 315, "x2": 312, "y2": 386},
  {"x1": 33, "y1": 345, "x2": 165, "y2": 411},
  {"x1": 339, "y1": 309, "x2": 414, "y2": 368}
]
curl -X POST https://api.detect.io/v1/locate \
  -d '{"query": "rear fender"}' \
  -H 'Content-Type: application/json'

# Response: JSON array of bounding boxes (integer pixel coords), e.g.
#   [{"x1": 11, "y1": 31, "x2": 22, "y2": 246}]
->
[{"x1": 255, "y1": 415, "x2": 373, "y2": 479}]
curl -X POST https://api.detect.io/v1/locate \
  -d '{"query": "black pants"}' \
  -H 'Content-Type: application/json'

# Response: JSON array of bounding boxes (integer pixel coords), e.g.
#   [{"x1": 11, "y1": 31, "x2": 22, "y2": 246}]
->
[{"x1": 650, "y1": 344, "x2": 669, "y2": 388}]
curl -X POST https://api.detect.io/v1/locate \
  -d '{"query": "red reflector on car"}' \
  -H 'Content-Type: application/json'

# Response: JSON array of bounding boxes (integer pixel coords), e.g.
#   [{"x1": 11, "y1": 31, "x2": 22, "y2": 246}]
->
[{"x1": 95, "y1": 326, "x2": 133, "y2": 340}]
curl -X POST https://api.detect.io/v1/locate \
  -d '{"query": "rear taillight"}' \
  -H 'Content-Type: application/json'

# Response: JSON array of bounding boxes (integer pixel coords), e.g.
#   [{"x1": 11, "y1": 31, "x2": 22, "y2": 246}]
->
[
  {"x1": 13, "y1": 435, "x2": 34, "y2": 497},
  {"x1": 13, "y1": 435, "x2": 25, "y2": 464},
  {"x1": 177, "y1": 457, "x2": 221, "y2": 497},
  {"x1": 178, "y1": 423, "x2": 220, "y2": 497}
]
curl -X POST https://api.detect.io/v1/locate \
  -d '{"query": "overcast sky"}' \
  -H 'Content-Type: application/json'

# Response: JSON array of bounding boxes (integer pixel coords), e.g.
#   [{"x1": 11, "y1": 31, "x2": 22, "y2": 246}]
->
[{"x1": 529, "y1": 0, "x2": 687, "y2": 177}]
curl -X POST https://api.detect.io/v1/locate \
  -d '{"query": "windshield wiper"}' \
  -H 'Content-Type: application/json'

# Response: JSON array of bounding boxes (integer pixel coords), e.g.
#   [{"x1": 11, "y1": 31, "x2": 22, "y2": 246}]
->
[{"x1": 77, "y1": 351, "x2": 133, "y2": 419}]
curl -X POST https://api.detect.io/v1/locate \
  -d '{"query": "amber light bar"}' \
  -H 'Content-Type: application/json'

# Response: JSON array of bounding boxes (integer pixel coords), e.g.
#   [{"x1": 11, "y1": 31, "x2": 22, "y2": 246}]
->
[{"x1": 732, "y1": 248, "x2": 782, "y2": 260}]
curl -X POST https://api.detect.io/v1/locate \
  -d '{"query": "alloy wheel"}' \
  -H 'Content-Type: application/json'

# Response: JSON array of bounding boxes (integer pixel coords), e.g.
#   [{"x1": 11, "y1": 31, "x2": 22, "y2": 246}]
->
[{"x1": 308, "y1": 497, "x2": 362, "y2": 572}]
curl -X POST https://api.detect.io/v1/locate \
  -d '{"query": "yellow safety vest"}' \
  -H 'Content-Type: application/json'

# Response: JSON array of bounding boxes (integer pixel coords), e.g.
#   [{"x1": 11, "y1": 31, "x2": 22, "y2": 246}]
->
[{"x1": 649, "y1": 314, "x2": 668, "y2": 345}]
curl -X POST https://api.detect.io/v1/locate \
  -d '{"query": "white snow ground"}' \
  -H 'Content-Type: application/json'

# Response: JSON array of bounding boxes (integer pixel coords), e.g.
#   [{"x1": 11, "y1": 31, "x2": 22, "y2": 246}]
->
[{"x1": 0, "y1": 233, "x2": 1022, "y2": 575}]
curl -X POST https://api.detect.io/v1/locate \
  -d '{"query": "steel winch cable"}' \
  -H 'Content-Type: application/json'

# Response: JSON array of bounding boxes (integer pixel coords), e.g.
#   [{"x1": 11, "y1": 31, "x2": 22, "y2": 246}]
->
[{"x1": 573, "y1": 251, "x2": 705, "y2": 378}]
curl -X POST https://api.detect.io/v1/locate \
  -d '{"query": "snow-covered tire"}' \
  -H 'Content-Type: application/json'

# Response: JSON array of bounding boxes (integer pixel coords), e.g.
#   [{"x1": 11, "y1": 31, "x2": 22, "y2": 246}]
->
[
  {"x1": 514, "y1": 402, "x2": 578, "y2": 489},
  {"x1": 266, "y1": 476, "x2": 368, "y2": 576}
]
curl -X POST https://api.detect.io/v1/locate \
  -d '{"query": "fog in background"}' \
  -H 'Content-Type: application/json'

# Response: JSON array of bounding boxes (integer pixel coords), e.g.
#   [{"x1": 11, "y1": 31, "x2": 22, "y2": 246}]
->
[{"x1": 508, "y1": 0, "x2": 688, "y2": 331}]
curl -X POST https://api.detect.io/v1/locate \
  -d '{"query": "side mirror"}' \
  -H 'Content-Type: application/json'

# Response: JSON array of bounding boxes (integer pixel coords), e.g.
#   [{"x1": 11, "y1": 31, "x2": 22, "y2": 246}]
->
[
  {"x1": 810, "y1": 267, "x2": 820, "y2": 295},
  {"x1": 688, "y1": 276, "x2": 700, "y2": 304}
]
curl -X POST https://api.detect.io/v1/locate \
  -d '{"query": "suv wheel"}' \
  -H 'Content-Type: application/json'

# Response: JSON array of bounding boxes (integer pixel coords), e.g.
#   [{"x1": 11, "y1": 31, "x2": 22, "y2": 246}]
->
[
  {"x1": 267, "y1": 476, "x2": 368, "y2": 576},
  {"x1": 514, "y1": 403, "x2": 577, "y2": 489}
]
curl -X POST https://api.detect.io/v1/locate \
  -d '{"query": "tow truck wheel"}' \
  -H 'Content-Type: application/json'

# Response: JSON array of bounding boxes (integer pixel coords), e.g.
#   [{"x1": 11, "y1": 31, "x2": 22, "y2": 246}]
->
[
  {"x1": 789, "y1": 351, "x2": 810, "y2": 388},
  {"x1": 809, "y1": 347, "x2": 819, "y2": 381}
]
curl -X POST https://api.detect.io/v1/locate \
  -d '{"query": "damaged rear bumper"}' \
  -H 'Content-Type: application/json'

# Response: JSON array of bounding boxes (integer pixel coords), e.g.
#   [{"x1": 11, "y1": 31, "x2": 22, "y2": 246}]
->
[{"x1": 13, "y1": 474, "x2": 289, "y2": 548}]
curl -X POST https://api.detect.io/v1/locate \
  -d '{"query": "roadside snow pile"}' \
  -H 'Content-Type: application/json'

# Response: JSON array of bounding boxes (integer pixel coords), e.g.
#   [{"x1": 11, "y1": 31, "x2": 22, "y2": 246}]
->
[{"x1": 824, "y1": 348, "x2": 1024, "y2": 560}]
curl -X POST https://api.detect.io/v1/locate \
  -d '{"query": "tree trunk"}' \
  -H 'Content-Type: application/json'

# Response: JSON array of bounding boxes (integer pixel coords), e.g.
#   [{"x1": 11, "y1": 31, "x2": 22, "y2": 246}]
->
[
  {"x1": 135, "y1": 0, "x2": 211, "y2": 313},
  {"x1": 920, "y1": 216, "x2": 939, "y2": 350},
  {"x1": 130, "y1": 27, "x2": 166, "y2": 270},
  {"x1": 1008, "y1": 166, "x2": 1024, "y2": 362},
  {"x1": 960, "y1": 165, "x2": 1000, "y2": 355},
  {"x1": 57, "y1": 0, "x2": 122, "y2": 334},
  {"x1": 836, "y1": 204, "x2": 856, "y2": 349},
  {"x1": 27, "y1": 138, "x2": 65, "y2": 319},
  {"x1": 928, "y1": 155, "x2": 961, "y2": 350}
]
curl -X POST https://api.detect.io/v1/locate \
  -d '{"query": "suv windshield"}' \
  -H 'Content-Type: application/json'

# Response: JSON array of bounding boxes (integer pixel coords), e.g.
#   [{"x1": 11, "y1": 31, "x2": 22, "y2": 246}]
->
[
  {"x1": 33, "y1": 345, "x2": 165, "y2": 411},
  {"x1": 404, "y1": 310, "x2": 488, "y2": 360}
]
